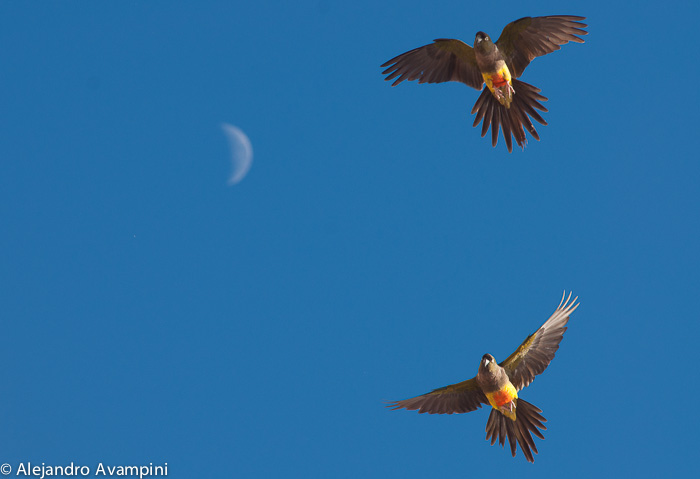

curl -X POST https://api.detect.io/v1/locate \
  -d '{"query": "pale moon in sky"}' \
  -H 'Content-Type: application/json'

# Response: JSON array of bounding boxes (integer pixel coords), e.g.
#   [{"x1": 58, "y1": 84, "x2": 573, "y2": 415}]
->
[{"x1": 221, "y1": 123, "x2": 253, "y2": 185}]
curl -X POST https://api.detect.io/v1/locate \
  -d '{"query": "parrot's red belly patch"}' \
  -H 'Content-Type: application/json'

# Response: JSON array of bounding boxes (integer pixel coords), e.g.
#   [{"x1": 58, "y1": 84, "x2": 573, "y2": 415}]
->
[
  {"x1": 491, "y1": 387, "x2": 517, "y2": 407},
  {"x1": 491, "y1": 74, "x2": 508, "y2": 88}
]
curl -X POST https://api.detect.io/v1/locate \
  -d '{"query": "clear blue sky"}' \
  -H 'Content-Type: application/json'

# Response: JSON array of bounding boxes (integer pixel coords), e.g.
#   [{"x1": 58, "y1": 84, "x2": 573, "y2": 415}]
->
[{"x1": 1, "y1": 1, "x2": 698, "y2": 477}]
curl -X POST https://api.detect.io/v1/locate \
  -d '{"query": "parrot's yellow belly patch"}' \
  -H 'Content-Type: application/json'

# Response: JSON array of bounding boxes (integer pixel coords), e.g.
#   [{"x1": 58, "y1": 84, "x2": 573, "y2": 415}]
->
[
  {"x1": 482, "y1": 64, "x2": 513, "y2": 108},
  {"x1": 486, "y1": 382, "x2": 518, "y2": 409},
  {"x1": 482, "y1": 65, "x2": 512, "y2": 93}
]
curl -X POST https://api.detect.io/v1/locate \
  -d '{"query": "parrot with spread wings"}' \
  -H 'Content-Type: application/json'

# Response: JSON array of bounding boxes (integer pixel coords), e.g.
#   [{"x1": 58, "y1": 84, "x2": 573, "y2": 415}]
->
[
  {"x1": 388, "y1": 292, "x2": 579, "y2": 462},
  {"x1": 381, "y1": 16, "x2": 587, "y2": 152}
]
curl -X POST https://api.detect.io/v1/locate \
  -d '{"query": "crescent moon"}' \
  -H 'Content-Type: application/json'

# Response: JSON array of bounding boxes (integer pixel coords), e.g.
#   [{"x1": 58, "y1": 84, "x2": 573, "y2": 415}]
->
[{"x1": 221, "y1": 123, "x2": 253, "y2": 185}]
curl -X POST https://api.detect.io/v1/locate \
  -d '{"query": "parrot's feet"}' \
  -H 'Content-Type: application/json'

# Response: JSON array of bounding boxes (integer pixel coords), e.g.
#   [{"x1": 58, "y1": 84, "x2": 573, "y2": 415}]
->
[
  {"x1": 493, "y1": 83, "x2": 515, "y2": 108},
  {"x1": 499, "y1": 400, "x2": 515, "y2": 414}
]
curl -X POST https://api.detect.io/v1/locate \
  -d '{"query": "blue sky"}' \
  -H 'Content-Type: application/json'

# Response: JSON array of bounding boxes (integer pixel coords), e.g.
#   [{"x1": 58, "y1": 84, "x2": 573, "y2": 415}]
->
[{"x1": 1, "y1": 1, "x2": 698, "y2": 477}]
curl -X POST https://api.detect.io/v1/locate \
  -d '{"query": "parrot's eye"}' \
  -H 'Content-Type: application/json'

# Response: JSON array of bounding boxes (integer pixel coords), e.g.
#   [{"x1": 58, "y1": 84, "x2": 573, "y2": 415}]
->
[{"x1": 483, "y1": 357, "x2": 490, "y2": 365}]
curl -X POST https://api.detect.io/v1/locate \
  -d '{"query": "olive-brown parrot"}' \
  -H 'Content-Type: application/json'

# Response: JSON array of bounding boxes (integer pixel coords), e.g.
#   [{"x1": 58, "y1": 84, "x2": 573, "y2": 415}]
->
[
  {"x1": 387, "y1": 292, "x2": 579, "y2": 462},
  {"x1": 381, "y1": 16, "x2": 587, "y2": 152}
]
